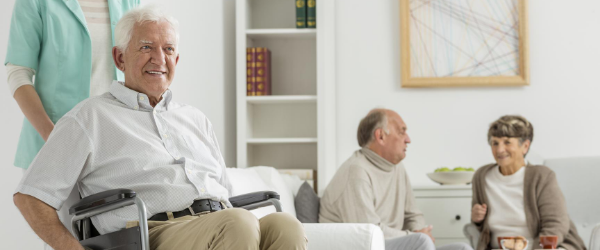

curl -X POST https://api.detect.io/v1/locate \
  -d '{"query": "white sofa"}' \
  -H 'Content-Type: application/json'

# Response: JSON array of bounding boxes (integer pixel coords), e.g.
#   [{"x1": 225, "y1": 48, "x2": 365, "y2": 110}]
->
[
  {"x1": 227, "y1": 166, "x2": 385, "y2": 250},
  {"x1": 463, "y1": 156, "x2": 600, "y2": 250}
]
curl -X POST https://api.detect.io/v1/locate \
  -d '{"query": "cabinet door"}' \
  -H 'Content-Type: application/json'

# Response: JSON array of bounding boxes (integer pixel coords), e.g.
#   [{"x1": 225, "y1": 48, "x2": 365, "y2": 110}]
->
[{"x1": 415, "y1": 197, "x2": 471, "y2": 238}]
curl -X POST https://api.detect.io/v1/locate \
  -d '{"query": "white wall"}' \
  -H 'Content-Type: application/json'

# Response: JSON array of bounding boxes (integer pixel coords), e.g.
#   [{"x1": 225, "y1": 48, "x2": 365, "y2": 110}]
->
[
  {"x1": 0, "y1": 0, "x2": 236, "y2": 248},
  {"x1": 334, "y1": 0, "x2": 600, "y2": 185}
]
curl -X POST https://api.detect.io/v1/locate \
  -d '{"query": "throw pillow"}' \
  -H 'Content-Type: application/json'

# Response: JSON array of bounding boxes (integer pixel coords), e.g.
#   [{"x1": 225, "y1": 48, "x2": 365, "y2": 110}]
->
[{"x1": 294, "y1": 181, "x2": 320, "y2": 223}]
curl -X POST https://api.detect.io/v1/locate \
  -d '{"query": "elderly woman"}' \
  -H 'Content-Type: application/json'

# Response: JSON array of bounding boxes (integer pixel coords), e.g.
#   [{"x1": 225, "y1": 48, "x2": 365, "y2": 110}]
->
[{"x1": 470, "y1": 115, "x2": 586, "y2": 250}]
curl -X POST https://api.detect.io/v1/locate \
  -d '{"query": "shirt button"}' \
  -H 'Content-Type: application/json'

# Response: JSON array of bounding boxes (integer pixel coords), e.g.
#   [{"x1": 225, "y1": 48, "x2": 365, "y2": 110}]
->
[
  {"x1": 153, "y1": 110, "x2": 157, "y2": 115},
  {"x1": 187, "y1": 170, "x2": 192, "y2": 174},
  {"x1": 139, "y1": 96, "x2": 145, "y2": 101},
  {"x1": 163, "y1": 134, "x2": 169, "y2": 138},
  {"x1": 200, "y1": 188, "x2": 205, "y2": 193},
  {"x1": 133, "y1": 105, "x2": 139, "y2": 110}
]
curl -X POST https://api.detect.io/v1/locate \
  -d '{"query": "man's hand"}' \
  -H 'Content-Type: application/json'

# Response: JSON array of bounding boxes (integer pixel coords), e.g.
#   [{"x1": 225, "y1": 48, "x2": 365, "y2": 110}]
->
[
  {"x1": 413, "y1": 225, "x2": 435, "y2": 243},
  {"x1": 14, "y1": 193, "x2": 85, "y2": 250},
  {"x1": 471, "y1": 203, "x2": 487, "y2": 223}
]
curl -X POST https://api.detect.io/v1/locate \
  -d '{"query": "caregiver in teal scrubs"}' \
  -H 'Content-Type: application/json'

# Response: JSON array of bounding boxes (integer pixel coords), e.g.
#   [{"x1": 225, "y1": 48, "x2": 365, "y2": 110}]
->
[
  {"x1": 6, "y1": 0, "x2": 139, "y2": 169},
  {"x1": 5, "y1": 0, "x2": 138, "y2": 248}
]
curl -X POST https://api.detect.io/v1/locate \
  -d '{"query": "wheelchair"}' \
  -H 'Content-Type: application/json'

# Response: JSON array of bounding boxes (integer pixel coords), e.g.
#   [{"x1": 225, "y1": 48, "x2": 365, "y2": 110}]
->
[{"x1": 69, "y1": 189, "x2": 282, "y2": 250}]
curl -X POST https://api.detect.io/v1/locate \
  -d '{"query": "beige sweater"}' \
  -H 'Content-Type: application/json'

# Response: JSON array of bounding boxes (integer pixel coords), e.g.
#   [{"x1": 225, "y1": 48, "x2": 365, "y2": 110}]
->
[
  {"x1": 472, "y1": 163, "x2": 586, "y2": 250},
  {"x1": 319, "y1": 148, "x2": 425, "y2": 239}
]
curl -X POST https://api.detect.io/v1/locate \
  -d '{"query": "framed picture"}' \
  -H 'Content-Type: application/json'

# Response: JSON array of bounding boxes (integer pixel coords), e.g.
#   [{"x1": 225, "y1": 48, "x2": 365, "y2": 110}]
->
[{"x1": 400, "y1": 0, "x2": 529, "y2": 87}]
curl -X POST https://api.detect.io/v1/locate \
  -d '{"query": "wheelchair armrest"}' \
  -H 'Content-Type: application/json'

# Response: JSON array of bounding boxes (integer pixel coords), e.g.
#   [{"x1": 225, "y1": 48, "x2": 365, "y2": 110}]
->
[
  {"x1": 230, "y1": 191, "x2": 279, "y2": 207},
  {"x1": 230, "y1": 191, "x2": 282, "y2": 212},
  {"x1": 68, "y1": 188, "x2": 149, "y2": 249},
  {"x1": 69, "y1": 189, "x2": 136, "y2": 216}
]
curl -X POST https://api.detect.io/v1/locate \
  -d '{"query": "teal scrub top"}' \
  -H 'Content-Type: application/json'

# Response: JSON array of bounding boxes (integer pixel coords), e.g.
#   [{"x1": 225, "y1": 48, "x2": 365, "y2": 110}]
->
[{"x1": 5, "y1": 0, "x2": 139, "y2": 169}]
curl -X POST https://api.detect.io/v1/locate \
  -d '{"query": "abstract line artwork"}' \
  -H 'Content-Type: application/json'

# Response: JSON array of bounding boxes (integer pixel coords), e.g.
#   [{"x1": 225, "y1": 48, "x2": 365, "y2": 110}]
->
[{"x1": 400, "y1": 0, "x2": 529, "y2": 87}]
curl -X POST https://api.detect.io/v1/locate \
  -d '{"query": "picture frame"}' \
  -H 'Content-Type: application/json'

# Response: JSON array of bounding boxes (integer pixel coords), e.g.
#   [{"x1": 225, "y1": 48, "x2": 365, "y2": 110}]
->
[{"x1": 400, "y1": 0, "x2": 529, "y2": 87}]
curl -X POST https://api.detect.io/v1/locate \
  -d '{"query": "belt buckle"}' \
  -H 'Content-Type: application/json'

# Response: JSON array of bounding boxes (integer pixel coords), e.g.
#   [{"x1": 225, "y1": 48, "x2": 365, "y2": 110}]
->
[
  {"x1": 189, "y1": 206, "x2": 210, "y2": 216},
  {"x1": 188, "y1": 207, "x2": 196, "y2": 216}
]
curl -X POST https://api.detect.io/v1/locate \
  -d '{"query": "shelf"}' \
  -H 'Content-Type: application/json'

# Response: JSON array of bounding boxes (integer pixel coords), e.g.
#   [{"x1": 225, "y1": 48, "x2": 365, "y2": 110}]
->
[
  {"x1": 247, "y1": 143, "x2": 317, "y2": 170},
  {"x1": 246, "y1": 29, "x2": 316, "y2": 39},
  {"x1": 247, "y1": 95, "x2": 317, "y2": 104},
  {"x1": 247, "y1": 138, "x2": 318, "y2": 144},
  {"x1": 237, "y1": 0, "x2": 336, "y2": 194}
]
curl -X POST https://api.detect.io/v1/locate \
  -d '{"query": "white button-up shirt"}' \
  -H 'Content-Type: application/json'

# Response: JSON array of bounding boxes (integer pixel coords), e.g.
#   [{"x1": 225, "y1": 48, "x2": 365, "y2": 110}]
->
[{"x1": 16, "y1": 81, "x2": 232, "y2": 234}]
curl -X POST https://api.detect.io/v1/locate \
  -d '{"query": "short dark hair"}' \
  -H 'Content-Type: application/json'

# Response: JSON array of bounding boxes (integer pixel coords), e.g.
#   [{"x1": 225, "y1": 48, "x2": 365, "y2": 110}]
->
[{"x1": 488, "y1": 115, "x2": 534, "y2": 145}]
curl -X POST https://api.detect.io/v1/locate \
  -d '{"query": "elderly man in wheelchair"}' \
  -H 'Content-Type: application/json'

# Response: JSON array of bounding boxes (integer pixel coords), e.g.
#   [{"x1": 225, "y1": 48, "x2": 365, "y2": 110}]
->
[{"x1": 13, "y1": 5, "x2": 307, "y2": 250}]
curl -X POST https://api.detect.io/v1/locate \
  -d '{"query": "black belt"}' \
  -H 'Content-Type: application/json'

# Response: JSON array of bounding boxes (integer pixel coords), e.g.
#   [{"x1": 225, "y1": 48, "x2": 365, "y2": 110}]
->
[{"x1": 149, "y1": 199, "x2": 225, "y2": 221}]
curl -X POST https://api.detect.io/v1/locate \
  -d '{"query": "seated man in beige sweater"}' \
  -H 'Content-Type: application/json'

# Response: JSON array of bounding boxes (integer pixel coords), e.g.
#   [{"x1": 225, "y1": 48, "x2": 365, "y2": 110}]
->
[{"x1": 319, "y1": 108, "x2": 472, "y2": 250}]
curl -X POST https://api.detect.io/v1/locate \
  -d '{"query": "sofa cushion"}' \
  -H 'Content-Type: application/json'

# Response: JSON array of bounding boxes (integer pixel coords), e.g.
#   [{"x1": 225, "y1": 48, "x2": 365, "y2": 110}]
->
[
  {"x1": 295, "y1": 181, "x2": 320, "y2": 223},
  {"x1": 252, "y1": 166, "x2": 297, "y2": 217},
  {"x1": 281, "y1": 173, "x2": 304, "y2": 197},
  {"x1": 226, "y1": 167, "x2": 276, "y2": 218},
  {"x1": 304, "y1": 223, "x2": 385, "y2": 250},
  {"x1": 226, "y1": 167, "x2": 271, "y2": 196}
]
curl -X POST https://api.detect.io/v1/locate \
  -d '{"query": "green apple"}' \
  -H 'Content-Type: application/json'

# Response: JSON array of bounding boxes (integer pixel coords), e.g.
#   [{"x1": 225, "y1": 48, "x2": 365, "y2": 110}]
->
[
  {"x1": 435, "y1": 167, "x2": 451, "y2": 172},
  {"x1": 453, "y1": 167, "x2": 466, "y2": 171},
  {"x1": 466, "y1": 167, "x2": 475, "y2": 172}
]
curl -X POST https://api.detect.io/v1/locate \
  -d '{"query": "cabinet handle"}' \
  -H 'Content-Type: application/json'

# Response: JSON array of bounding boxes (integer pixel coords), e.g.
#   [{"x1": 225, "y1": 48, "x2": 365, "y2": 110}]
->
[{"x1": 455, "y1": 215, "x2": 461, "y2": 221}]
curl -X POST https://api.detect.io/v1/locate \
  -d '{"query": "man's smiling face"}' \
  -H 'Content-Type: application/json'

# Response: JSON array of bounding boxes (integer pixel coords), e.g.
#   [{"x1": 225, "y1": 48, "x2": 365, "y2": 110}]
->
[{"x1": 118, "y1": 21, "x2": 179, "y2": 102}]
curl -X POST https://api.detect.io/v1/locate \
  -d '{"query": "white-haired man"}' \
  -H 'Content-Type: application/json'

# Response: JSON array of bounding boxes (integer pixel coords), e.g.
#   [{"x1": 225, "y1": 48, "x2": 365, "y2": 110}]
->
[
  {"x1": 319, "y1": 109, "x2": 471, "y2": 250},
  {"x1": 14, "y1": 5, "x2": 306, "y2": 250}
]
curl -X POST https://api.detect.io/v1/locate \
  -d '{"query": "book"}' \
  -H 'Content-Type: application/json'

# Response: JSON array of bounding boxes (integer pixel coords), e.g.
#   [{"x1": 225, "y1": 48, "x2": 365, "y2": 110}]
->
[
  {"x1": 246, "y1": 48, "x2": 257, "y2": 96},
  {"x1": 255, "y1": 48, "x2": 271, "y2": 96},
  {"x1": 296, "y1": 0, "x2": 307, "y2": 28},
  {"x1": 307, "y1": 0, "x2": 316, "y2": 28}
]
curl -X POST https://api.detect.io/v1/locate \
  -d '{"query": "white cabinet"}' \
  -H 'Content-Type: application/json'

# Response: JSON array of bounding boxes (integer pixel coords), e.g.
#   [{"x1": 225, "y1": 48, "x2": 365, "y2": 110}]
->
[
  {"x1": 236, "y1": 0, "x2": 336, "y2": 194},
  {"x1": 413, "y1": 185, "x2": 473, "y2": 246}
]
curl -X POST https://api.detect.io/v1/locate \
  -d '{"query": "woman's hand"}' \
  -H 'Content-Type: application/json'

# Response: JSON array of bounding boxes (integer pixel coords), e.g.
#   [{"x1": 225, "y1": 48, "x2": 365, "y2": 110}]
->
[
  {"x1": 471, "y1": 203, "x2": 487, "y2": 223},
  {"x1": 13, "y1": 85, "x2": 55, "y2": 141}
]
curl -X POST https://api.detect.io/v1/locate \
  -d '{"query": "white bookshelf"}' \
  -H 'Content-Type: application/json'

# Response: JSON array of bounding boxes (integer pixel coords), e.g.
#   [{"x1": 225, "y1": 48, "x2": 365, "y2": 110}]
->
[
  {"x1": 236, "y1": 0, "x2": 336, "y2": 194},
  {"x1": 247, "y1": 138, "x2": 318, "y2": 144},
  {"x1": 246, "y1": 29, "x2": 317, "y2": 39},
  {"x1": 246, "y1": 95, "x2": 317, "y2": 104}
]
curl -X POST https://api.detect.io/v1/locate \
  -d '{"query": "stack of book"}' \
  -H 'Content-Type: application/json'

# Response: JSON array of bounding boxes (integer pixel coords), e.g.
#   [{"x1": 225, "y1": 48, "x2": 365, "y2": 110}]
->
[
  {"x1": 246, "y1": 47, "x2": 271, "y2": 96},
  {"x1": 277, "y1": 168, "x2": 317, "y2": 193},
  {"x1": 296, "y1": 0, "x2": 316, "y2": 29}
]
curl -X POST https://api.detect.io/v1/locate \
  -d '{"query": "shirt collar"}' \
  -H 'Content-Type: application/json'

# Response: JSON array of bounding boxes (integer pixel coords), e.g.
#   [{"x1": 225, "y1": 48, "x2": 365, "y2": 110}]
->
[
  {"x1": 361, "y1": 147, "x2": 396, "y2": 172},
  {"x1": 109, "y1": 80, "x2": 172, "y2": 111}
]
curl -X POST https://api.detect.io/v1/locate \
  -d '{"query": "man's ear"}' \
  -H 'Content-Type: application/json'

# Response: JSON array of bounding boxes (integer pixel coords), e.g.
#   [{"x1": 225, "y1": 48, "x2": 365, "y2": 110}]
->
[
  {"x1": 112, "y1": 46, "x2": 125, "y2": 72},
  {"x1": 374, "y1": 128, "x2": 385, "y2": 144},
  {"x1": 175, "y1": 54, "x2": 180, "y2": 65}
]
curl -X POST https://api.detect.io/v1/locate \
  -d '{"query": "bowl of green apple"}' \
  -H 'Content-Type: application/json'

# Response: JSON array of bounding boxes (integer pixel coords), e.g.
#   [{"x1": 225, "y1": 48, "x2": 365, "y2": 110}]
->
[{"x1": 427, "y1": 167, "x2": 475, "y2": 185}]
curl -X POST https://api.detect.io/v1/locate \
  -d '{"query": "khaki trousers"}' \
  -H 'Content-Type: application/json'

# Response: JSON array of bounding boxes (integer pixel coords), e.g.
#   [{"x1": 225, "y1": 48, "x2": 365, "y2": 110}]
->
[{"x1": 143, "y1": 208, "x2": 307, "y2": 250}]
